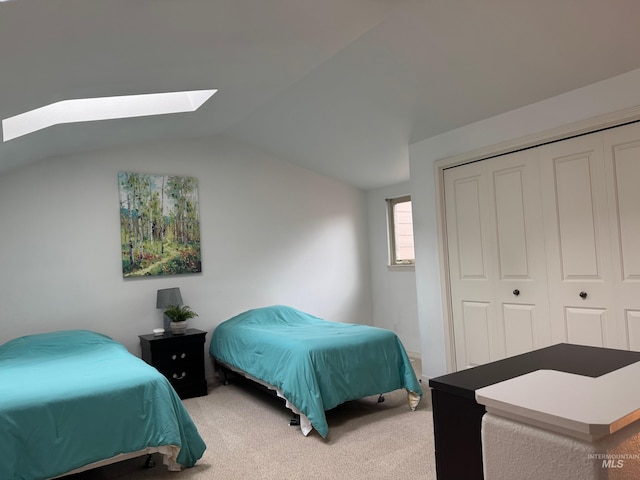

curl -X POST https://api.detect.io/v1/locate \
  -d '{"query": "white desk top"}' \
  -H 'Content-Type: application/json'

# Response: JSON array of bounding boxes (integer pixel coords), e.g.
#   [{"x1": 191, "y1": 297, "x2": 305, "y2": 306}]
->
[{"x1": 475, "y1": 361, "x2": 640, "y2": 441}]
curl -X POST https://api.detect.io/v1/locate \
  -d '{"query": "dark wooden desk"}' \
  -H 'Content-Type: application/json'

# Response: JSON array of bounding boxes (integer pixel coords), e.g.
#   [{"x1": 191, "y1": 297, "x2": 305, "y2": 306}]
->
[{"x1": 428, "y1": 344, "x2": 640, "y2": 480}]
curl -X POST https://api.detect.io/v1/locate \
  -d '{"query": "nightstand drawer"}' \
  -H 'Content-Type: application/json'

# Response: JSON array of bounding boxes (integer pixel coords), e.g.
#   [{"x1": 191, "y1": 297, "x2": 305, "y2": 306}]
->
[
  {"x1": 139, "y1": 328, "x2": 208, "y2": 399},
  {"x1": 153, "y1": 349, "x2": 202, "y2": 370}
]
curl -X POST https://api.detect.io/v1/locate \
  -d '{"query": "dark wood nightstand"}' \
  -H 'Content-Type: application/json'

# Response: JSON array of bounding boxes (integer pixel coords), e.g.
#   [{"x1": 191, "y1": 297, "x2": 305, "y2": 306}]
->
[{"x1": 139, "y1": 328, "x2": 208, "y2": 399}]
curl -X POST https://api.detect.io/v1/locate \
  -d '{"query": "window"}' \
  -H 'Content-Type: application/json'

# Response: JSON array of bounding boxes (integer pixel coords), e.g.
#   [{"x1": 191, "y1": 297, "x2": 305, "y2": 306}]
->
[
  {"x1": 387, "y1": 195, "x2": 415, "y2": 266},
  {"x1": 2, "y1": 89, "x2": 217, "y2": 142}
]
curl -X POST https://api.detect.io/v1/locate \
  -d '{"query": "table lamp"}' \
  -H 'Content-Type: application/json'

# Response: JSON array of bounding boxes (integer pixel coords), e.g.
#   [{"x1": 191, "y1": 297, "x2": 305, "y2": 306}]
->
[{"x1": 156, "y1": 287, "x2": 183, "y2": 330}]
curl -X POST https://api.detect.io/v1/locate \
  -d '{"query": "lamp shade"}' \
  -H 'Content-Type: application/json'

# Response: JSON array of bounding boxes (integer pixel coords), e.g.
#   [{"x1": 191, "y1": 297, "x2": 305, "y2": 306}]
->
[{"x1": 156, "y1": 287, "x2": 183, "y2": 309}]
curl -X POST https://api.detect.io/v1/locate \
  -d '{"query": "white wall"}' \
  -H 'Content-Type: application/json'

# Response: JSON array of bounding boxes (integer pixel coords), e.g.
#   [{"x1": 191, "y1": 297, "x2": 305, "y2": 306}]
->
[
  {"x1": 410, "y1": 67, "x2": 640, "y2": 379},
  {"x1": 366, "y1": 181, "x2": 420, "y2": 356},
  {"x1": 0, "y1": 135, "x2": 372, "y2": 380}
]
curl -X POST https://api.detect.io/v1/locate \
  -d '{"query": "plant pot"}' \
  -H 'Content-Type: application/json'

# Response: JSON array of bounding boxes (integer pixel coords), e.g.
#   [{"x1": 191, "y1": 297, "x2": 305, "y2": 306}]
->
[{"x1": 170, "y1": 321, "x2": 188, "y2": 335}]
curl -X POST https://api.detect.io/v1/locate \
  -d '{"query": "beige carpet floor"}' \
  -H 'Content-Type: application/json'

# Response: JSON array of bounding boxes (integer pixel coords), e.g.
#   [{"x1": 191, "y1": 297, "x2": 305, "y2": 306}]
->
[{"x1": 68, "y1": 365, "x2": 436, "y2": 479}]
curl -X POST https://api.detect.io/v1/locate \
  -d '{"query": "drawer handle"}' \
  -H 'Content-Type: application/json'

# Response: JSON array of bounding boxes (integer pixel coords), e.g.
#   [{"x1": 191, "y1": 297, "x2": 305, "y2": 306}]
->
[
  {"x1": 579, "y1": 291, "x2": 588, "y2": 299},
  {"x1": 513, "y1": 289, "x2": 520, "y2": 296},
  {"x1": 171, "y1": 353, "x2": 187, "y2": 360},
  {"x1": 172, "y1": 372, "x2": 187, "y2": 380}
]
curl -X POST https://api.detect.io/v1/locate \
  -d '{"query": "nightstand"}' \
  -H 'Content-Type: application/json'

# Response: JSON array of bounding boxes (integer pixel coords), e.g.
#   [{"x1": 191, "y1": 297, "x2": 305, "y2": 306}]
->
[{"x1": 139, "y1": 328, "x2": 208, "y2": 399}]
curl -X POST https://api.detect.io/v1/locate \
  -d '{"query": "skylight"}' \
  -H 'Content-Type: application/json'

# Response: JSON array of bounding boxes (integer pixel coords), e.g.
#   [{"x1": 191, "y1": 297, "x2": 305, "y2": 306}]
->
[{"x1": 2, "y1": 89, "x2": 217, "y2": 142}]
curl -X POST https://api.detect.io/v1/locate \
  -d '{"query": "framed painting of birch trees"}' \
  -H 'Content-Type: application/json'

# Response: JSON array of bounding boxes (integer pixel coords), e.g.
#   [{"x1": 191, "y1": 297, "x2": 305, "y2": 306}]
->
[{"x1": 118, "y1": 171, "x2": 202, "y2": 277}]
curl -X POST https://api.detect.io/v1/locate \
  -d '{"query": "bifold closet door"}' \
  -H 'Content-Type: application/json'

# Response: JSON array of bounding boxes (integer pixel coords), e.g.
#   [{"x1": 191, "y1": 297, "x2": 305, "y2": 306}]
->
[
  {"x1": 539, "y1": 132, "x2": 617, "y2": 348},
  {"x1": 444, "y1": 149, "x2": 550, "y2": 369},
  {"x1": 444, "y1": 121, "x2": 640, "y2": 367},
  {"x1": 603, "y1": 122, "x2": 640, "y2": 351}
]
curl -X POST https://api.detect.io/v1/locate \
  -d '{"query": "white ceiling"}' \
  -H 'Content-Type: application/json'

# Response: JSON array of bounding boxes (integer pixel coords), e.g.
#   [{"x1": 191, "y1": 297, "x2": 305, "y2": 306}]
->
[{"x1": 2, "y1": 0, "x2": 640, "y2": 189}]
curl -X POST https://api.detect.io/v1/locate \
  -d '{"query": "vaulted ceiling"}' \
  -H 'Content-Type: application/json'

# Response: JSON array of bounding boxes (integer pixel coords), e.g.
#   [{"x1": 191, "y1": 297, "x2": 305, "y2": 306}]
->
[{"x1": 2, "y1": 0, "x2": 640, "y2": 189}]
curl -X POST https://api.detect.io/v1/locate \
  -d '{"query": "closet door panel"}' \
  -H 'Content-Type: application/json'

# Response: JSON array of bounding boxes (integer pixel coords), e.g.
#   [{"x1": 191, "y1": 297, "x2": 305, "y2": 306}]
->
[
  {"x1": 461, "y1": 301, "x2": 492, "y2": 366},
  {"x1": 612, "y1": 154, "x2": 640, "y2": 279},
  {"x1": 626, "y1": 310, "x2": 640, "y2": 351},
  {"x1": 494, "y1": 168, "x2": 529, "y2": 277},
  {"x1": 539, "y1": 133, "x2": 616, "y2": 347},
  {"x1": 554, "y1": 156, "x2": 599, "y2": 277},
  {"x1": 491, "y1": 150, "x2": 551, "y2": 355},
  {"x1": 503, "y1": 304, "x2": 535, "y2": 357},
  {"x1": 454, "y1": 177, "x2": 487, "y2": 278},
  {"x1": 565, "y1": 307, "x2": 607, "y2": 348},
  {"x1": 445, "y1": 162, "x2": 497, "y2": 368},
  {"x1": 604, "y1": 122, "x2": 640, "y2": 350}
]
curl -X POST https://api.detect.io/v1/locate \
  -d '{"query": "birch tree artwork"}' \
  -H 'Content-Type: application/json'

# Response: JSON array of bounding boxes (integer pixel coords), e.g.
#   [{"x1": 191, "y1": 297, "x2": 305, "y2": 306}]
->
[{"x1": 118, "y1": 172, "x2": 202, "y2": 277}]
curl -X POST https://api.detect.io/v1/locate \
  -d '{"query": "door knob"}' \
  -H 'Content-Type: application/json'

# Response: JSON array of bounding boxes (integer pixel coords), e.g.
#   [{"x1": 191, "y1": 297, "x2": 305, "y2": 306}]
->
[
  {"x1": 513, "y1": 289, "x2": 520, "y2": 296},
  {"x1": 579, "y1": 291, "x2": 588, "y2": 299}
]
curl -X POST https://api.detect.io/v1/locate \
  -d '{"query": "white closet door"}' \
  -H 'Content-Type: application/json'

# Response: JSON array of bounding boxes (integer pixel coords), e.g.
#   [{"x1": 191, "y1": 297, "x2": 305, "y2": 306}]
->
[
  {"x1": 603, "y1": 122, "x2": 640, "y2": 351},
  {"x1": 490, "y1": 151, "x2": 551, "y2": 358},
  {"x1": 444, "y1": 149, "x2": 550, "y2": 369},
  {"x1": 445, "y1": 160, "x2": 496, "y2": 368},
  {"x1": 539, "y1": 132, "x2": 617, "y2": 348}
]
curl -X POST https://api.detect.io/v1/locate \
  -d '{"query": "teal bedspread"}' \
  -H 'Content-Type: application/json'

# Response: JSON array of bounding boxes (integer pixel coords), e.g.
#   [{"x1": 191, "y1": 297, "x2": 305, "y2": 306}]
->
[
  {"x1": 0, "y1": 330, "x2": 206, "y2": 480},
  {"x1": 210, "y1": 305, "x2": 422, "y2": 438}
]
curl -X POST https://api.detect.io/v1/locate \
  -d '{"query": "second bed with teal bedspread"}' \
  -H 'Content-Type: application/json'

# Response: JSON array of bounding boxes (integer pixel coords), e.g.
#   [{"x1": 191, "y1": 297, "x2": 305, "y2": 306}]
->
[
  {"x1": 0, "y1": 329, "x2": 206, "y2": 480},
  {"x1": 210, "y1": 305, "x2": 422, "y2": 438}
]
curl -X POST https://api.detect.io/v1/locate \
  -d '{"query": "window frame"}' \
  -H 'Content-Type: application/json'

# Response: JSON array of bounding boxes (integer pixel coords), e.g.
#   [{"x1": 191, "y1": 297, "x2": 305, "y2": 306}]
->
[{"x1": 386, "y1": 194, "x2": 415, "y2": 267}]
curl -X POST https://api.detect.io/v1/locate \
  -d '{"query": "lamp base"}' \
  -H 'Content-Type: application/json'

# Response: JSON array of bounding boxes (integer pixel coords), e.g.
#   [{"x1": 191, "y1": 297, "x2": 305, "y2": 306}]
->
[{"x1": 163, "y1": 314, "x2": 172, "y2": 331}]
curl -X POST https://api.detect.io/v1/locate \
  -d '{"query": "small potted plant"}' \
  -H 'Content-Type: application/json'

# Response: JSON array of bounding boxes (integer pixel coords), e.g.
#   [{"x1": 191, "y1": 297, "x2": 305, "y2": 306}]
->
[{"x1": 163, "y1": 304, "x2": 198, "y2": 335}]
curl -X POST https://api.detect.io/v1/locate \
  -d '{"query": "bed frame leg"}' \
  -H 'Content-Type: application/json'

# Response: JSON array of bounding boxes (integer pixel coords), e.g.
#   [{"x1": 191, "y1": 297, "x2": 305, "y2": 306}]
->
[
  {"x1": 289, "y1": 413, "x2": 300, "y2": 426},
  {"x1": 378, "y1": 394, "x2": 385, "y2": 403},
  {"x1": 144, "y1": 454, "x2": 156, "y2": 468},
  {"x1": 219, "y1": 365, "x2": 230, "y2": 385}
]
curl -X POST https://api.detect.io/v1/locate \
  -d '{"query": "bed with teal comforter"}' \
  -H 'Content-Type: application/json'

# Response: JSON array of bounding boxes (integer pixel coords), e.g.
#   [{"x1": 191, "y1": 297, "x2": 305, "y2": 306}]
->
[
  {"x1": 210, "y1": 305, "x2": 422, "y2": 438},
  {"x1": 0, "y1": 330, "x2": 206, "y2": 480}
]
